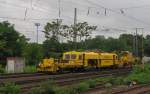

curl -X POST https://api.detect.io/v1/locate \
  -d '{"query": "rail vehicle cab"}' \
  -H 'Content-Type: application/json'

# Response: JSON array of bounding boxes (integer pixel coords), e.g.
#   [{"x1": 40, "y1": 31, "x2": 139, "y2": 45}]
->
[
  {"x1": 37, "y1": 58, "x2": 58, "y2": 72},
  {"x1": 82, "y1": 52, "x2": 100, "y2": 68},
  {"x1": 57, "y1": 51, "x2": 84, "y2": 70},
  {"x1": 120, "y1": 51, "x2": 135, "y2": 66},
  {"x1": 99, "y1": 53, "x2": 119, "y2": 67}
]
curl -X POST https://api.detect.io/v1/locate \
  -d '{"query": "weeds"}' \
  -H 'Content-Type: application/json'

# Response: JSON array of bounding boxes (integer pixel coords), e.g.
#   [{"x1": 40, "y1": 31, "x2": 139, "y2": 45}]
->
[
  {"x1": 86, "y1": 79, "x2": 97, "y2": 88},
  {"x1": 24, "y1": 66, "x2": 37, "y2": 73},
  {"x1": 28, "y1": 87, "x2": 43, "y2": 94},
  {"x1": 0, "y1": 82, "x2": 20, "y2": 94},
  {"x1": 73, "y1": 82, "x2": 89, "y2": 93},
  {"x1": 0, "y1": 64, "x2": 5, "y2": 73},
  {"x1": 28, "y1": 64, "x2": 150, "y2": 94},
  {"x1": 40, "y1": 80, "x2": 56, "y2": 94},
  {"x1": 124, "y1": 64, "x2": 150, "y2": 84}
]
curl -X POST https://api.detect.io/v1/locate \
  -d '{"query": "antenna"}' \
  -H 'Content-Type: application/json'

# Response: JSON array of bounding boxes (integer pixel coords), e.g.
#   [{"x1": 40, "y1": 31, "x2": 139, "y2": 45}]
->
[{"x1": 58, "y1": 0, "x2": 61, "y2": 18}]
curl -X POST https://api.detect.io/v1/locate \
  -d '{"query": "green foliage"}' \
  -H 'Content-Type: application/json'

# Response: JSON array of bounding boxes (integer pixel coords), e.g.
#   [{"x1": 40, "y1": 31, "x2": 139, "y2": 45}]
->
[
  {"x1": 124, "y1": 64, "x2": 150, "y2": 84},
  {"x1": 43, "y1": 38, "x2": 62, "y2": 58},
  {"x1": 24, "y1": 66, "x2": 37, "y2": 73},
  {"x1": 55, "y1": 87, "x2": 75, "y2": 94},
  {"x1": 40, "y1": 80, "x2": 56, "y2": 94},
  {"x1": 0, "y1": 21, "x2": 28, "y2": 57},
  {"x1": 67, "y1": 22, "x2": 97, "y2": 42},
  {"x1": 104, "y1": 83, "x2": 112, "y2": 88},
  {"x1": 29, "y1": 80, "x2": 57, "y2": 94},
  {"x1": 72, "y1": 82, "x2": 89, "y2": 93},
  {"x1": 28, "y1": 87, "x2": 43, "y2": 94},
  {"x1": 23, "y1": 43, "x2": 43, "y2": 65},
  {"x1": 43, "y1": 20, "x2": 65, "y2": 40},
  {"x1": 0, "y1": 82, "x2": 20, "y2": 94},
  {"x1": 144, "y1": 35, "x2": 150, "y2": 56},
  {"x1": 95, "y1": 64, "x2": 150, "y2": 85},
  {"x1": 86, "y1": 79, "x2": 97, "y2": 88},
  {"x1": 0, "y1": 64, "x2": 5, "y2": 73},
  {"x1": 110, "y1": 77, "x2": 125, "y2": 85}
]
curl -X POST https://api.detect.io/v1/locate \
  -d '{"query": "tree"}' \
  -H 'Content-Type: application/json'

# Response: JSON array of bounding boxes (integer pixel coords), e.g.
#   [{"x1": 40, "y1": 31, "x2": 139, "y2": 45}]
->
[
  {"x1": 43, "y1": 38, "x2": 62, "y2": 58},
  {"x1": 0, "y1": 21, "x2": 28, "y2": 58},
  {"x1": 67, "y1": 22, "x2": 97, "y2": 42},
  {"x1": 144, "y1": 35, "x2": 150, "y2": 56},
  {"x1": 119, "y1": 34, "x2": 134, "y2": 51},
  {"x1": 23, "y1": 43, "x2": 43, "y2": 65},
  {"x1": 43, "y1": 20, "x2": 68, "y2": 41}
]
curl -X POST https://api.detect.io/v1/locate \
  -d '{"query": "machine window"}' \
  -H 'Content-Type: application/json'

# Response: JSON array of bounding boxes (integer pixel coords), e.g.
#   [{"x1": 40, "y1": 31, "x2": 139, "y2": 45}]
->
[
  {"x1": 71, "y1": 54, "x2": 76, "y2": 59},
  {"x1": 113, "y1": 55, "x2": 115, "y2": 59},
  {"x1": 79, "y1": 55, "x2": 82, "y2": 60},
  {"x1": 116, "y1": 56, "x2": 118, "y2": 59},
  {"x1": 65, "y1": 54, "x2": 70, "y2": 60}
]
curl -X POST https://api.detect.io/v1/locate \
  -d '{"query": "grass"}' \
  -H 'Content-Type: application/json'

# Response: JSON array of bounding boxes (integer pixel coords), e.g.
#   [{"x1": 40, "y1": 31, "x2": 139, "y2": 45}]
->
[
  {"x1": 28, "y1": 80, "x2": 56, "y2": 94},
  {"x1": 24, "y1": 66, "x2": 37, "y2": 73},
  {"x1": 28, "y1": 64, "x2": 150, "y2": 94},
  {"x1": 0, "y1": 65, "x2": 37, "y2": 74},
  {"x1": 1, "y1": 64, "x2": 149, "y2": 94},
  {"x1": 0, "y1": 64, "x2": 5, "y2": 73},
  {"x1": 123, "y1": 64, "x2": 150, "y2": 84},
  {"x1": 0, "y1": 82, "x2": 21, "y2": 94}
]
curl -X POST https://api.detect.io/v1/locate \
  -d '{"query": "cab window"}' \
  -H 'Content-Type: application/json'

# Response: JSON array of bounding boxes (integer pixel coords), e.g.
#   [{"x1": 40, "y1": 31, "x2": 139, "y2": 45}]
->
[
  {"x1": 71, "y1": 54, "x2": 76, "y2": 59},
  {"x1": 79, "y1": 55, "x2": 82, "y2": 60},
  {"x1": 65, "y1": 54, "x2": 70, "y2": 60},
  {"x1": 116, "y1": 56, "x2": 118, "y2": 59}
]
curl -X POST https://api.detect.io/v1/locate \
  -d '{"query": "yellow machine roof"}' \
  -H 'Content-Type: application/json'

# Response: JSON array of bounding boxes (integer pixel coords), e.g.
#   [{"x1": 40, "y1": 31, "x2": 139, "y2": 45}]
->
[{"x1": 64, "y1": 51, "x2": 82, "y2": 55}]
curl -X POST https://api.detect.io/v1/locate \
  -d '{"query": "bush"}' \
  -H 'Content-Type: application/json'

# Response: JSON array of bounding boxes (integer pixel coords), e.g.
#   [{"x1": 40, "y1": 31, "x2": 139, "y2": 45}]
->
[
  {"x1": 111, "y1": 77, "x2": 125, "y2": 85},
  {"x1": 24, "y1": 66, "x2": 37, "y2": 73},
  {"x1": 0, "y1": 82, "x2": 20, "y2": 94},
  {"x1": 86, "y1": 79, "x2": 97, "y2": 88},
  {"x1": 124, "y1": 64, "x2": 150, "y2": 84},
  {"x1": 28, "y1": 87, "x2": 44, "y2": 94},
  {"x1": 0, "y1": 64, "x2": 5, "y2": 73},
  {"x1": 55, "y1": 87, "x2": 75, "y2": 94},
  {"x1": 73, "y1": 82, "x2": 89, "y2": 93},
  {"x1": 40, "y1": 80, "x2": 56, "y2": 94}
]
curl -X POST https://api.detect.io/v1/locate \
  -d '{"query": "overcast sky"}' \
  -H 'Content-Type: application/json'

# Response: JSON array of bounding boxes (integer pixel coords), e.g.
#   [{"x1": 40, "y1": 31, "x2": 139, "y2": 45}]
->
[{"x1": 0, "y1": 0, "x2": 150, "y2": 43}]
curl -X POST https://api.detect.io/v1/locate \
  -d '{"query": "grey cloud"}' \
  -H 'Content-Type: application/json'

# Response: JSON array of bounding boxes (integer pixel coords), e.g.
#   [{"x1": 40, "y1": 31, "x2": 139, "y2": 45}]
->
[{"x1": 0, "y1": 0, "x2": 150, "y2": 43}]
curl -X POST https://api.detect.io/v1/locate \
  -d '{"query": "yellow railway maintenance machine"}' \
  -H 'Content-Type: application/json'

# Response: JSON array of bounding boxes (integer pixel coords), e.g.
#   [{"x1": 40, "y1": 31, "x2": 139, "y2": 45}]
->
[{"x1": 37, "y1": 51, "x2": 132, "y2": 73}]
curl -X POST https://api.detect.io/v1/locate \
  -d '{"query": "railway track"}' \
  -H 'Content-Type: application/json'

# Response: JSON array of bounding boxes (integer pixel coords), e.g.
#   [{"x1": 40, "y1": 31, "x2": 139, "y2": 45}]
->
[
  {"x1": 0, "y1": 68, "x2": 131, "y2": 94},
  {"x1": 81, "y1": 84, "x2": 150, "y2": 94},
  {"x1": 81, "y1": 83, "x2": 106, "y2": 94},
  {"x1": 112, "y1": 84, "x2": 150, "y2": 94},
  {"x1": 0, "y1": 72, "x2": 45, "y2": 79}
]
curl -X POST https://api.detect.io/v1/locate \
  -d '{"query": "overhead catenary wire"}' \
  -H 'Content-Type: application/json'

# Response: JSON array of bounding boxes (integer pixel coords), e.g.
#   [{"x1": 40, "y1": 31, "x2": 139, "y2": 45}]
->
[
  {"x1": 0, "y1": 0, "x2": 149, "y2": 35},
  {"x1": 1, "y1": 0, "x2": 150, "y2": 27},
  {"x1": 85, "y1": 0, "x2": 150, "y2": 26},
  {"x1": 116, "y1": 4, "x2": 150, "y2": 10},
  {"x1": 0, "y1": 0, "x2": 55, "y2": 17},
  {"x1": 58, "y1": 0, "x2": 61, "y2": 18},
  {"x1": 24, "y1": 8, "x2": 28, "y2": 20}
]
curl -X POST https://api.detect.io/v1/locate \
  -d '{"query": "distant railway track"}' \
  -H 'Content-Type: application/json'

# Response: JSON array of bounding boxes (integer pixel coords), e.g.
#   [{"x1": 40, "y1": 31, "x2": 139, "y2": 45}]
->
[
  {"x1": 112, "y1": 84, "x2": 150, "y2": 94},
  {"x1": 0, "y1": 72, "x2": 45, "y2": 79},
  {"x1": 0, "y1": 68, "x2": 132, "y2": 94},
  {"x1": 81, "y1": 84, "x2": 150, "y2": 94},
  {"x1": 81, "y1": 83, "x2": 105, "y2": 94}
]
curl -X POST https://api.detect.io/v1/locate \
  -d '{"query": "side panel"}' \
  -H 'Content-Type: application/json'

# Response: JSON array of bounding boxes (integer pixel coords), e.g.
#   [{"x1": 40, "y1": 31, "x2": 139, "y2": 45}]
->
[{"x1": 100, "y1": 59, "x2": 114, "y2": 67}]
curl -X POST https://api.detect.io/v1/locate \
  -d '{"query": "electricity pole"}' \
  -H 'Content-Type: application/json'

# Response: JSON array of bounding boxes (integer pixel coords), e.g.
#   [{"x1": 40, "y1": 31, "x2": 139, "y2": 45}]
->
[
  {"x1": 135, "y1": 28, "x2": 144, "y2": 62},
  {"x1": 35, "y1": 23, "x2": 40, "y2": 43},
  {"x1": 133, "y1": 32, "x2": 136, "y2": 55},
  {"x1": 135, "y1": 28, "x2": 138, "y2": 57},
  {"x1": 141, "y1": 28, "x2": 144, "y2": 59},
  {"x1": 73, "y1": 8, "x2": 77, "y2": 42}
]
